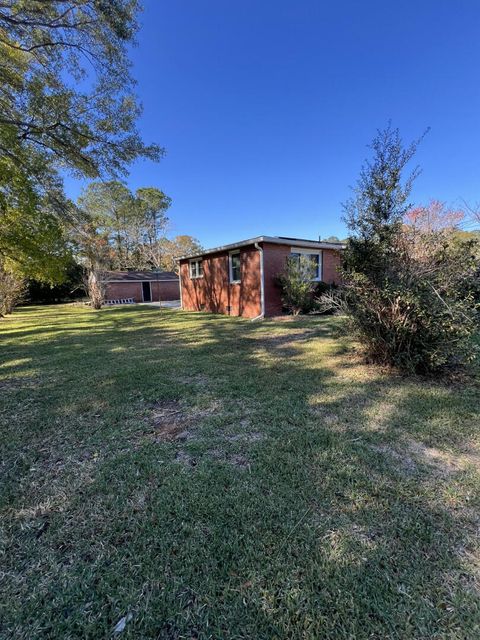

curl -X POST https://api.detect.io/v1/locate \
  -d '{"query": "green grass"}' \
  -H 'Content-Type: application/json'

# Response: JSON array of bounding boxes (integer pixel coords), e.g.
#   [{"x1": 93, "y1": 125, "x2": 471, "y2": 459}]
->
[{"x1": 1, "y1": 305, "x2": 479, "y2": 639}]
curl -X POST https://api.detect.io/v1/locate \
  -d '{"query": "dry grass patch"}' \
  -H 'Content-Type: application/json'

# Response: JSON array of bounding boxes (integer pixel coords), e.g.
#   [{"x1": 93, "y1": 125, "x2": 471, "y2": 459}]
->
[
  {"x1": 369, "y1": 438, "x2": 480, "y2": 478},
  {"x1": 369, "y1": 443, "x2": 418, "y2": 475},
  {"x1": 149, "y1": 399, "x2": 192, "y2": 441},
  {"x1": 178, "y1": 373, "x2": 211, "y2": 387},
  {"x1": 407, "y1": 438, "x2": 480, "y2": 476},
  {"x1": 174, "y1": 450, "x2": 197, "y2": 467},
  {"x1": 147, "y1": 398, "x2": 222, "y2": 442}
]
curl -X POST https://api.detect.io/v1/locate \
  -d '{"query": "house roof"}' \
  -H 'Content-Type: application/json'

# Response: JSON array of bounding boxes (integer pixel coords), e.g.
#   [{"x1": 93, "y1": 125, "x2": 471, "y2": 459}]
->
[
  {"x1": 177, "y1": 236, "x2": 346, "y2": 261},
  {"x1": 103, "y1": 270, "x2": 179, "y2": 282}
]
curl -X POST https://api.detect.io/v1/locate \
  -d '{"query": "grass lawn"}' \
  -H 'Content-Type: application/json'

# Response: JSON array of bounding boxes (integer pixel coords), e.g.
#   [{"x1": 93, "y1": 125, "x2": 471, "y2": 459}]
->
[{"x1": 1, "y1": 305, "x2": 479, "y2": 639}]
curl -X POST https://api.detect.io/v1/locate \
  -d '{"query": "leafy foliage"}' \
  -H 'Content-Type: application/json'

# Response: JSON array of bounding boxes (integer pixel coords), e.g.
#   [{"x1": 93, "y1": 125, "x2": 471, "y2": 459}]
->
[
  {"x1": 277, "y1": 255, "x2": 319, "y2": 315},
  {"x1": 0, "y1": 1, "x2": 162, "y2": 182},
  {"x1": 27, "y1": 262, "x2": 84, "y2": 304},
  {"x1": 0, "y1": 1, "x2": 162, "y2": 283},
  {"x1": 339, "y1": 125, "x2": 479, "y2": 373},
  {"x1": 157, "y1": 235, "x2": 204, "y2": 272},
  {"x1": 0, "y1": 201, "x2": 72, "y2": 283},
  {"x1": 405, "y1": 200, "x2": 464, "y2": 233}
]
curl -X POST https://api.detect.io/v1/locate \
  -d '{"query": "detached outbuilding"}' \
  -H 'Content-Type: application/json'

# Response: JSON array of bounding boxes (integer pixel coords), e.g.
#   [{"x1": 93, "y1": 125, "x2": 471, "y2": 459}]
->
[
  {"x1": 103, "y1": 271, "x2": 180, "y2": 303},
  {"x1": 178, "y1": 236, "x2": 344, "y2": 318}
]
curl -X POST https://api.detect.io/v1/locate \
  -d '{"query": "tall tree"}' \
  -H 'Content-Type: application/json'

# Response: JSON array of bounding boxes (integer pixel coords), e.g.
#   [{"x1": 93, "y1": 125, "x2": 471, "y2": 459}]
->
[
  {"x1": 338, "y1": 125, "x2": 478, "y2": 373},
  {"x1": 343, "y1": 125, "x2": 422, "y2": 280},
  {"x1": 73, "y1": 218, "x2": 113, "y2": 310},
  {"x1": 0, "y1": 1, "x2": 162, "y2": 279},
  {"x1": 132, "y1": 187, "x2": 171, "y2": 268},
  {"x1": 77, "y1": 182, "x2": 172, "y2": 270},
  {"x1": 77, "y1": 181, "x2": 134, "y2": 269},
  {"x1": 0, "y1": 1, "x2": 162, "y2": 181}
]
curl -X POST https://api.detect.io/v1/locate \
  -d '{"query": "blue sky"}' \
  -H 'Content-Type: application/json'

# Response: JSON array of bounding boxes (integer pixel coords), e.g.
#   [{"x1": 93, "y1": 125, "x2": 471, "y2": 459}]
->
[{"x1": 65, "y1": 0, "x2": 480, "y2": 248}]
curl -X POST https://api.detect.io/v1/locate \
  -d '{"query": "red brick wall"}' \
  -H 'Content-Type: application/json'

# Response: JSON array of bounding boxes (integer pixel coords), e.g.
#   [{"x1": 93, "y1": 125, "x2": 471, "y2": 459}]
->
[
  {"x1": 322, "y1": 250, "x2": 342, "y2": 285},
  {"x1": 180, "y1": 246, "x2": 262, "y2": 318},
  {"x1": 262, "y1": 243, "x2": 291, "y2": 316},
  {"x1": 105, "y1": 282, "x2": 142, "y2": 302},
  {"x1": 151, "y1": 281, "x2": 180, "y2": 301},
  {"x1": 262, "y1": 243, "x2": 343, "y2": 316},
  {"x1": 105, "y1": 280, "x2": 179, "y2": 303},
  {"x1": 180, "y1": 242, "x2": 343, "y2": 318}
]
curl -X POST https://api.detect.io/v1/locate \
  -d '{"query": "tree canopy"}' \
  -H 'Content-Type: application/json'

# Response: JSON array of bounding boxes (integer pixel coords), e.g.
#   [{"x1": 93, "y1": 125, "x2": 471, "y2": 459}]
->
[
  {"x1": 0, "y1": 1, "x2": 162, "y2": 182},
  {"x1": 0, "y1": 1, "x2": 162, "y2": 282},
  {"x1": 77, "y1": 181, "x2": 172, "y2": 270}
]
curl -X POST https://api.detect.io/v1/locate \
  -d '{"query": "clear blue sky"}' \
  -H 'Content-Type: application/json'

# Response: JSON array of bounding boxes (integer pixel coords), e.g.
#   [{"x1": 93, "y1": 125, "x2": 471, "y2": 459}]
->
[{"x1": 65, "y1": 0, "x2": 480, "y2": 248}]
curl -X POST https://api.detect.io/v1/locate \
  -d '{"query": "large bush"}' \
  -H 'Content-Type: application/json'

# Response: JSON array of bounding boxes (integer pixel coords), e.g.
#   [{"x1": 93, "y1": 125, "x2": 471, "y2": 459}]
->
[{"x1": 335, "y1": 126, "x2": 479, "y2": 373}]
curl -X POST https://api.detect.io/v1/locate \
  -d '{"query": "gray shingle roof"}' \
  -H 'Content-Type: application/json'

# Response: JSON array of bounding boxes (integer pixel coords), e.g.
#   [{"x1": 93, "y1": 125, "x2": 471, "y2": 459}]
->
[{"x1": 103, "y1": 271, "x2": 178, "y2": 282}]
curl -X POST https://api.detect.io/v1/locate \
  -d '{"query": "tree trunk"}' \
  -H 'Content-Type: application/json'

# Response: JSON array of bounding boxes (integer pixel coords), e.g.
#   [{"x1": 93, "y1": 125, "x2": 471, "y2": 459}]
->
[{"x1": 87, "y1": 269, "x2": 105, "y2": 309}]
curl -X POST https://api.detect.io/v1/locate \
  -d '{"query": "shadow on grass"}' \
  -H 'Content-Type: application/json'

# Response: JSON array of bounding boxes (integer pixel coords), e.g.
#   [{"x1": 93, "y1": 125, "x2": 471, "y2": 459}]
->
[{"x1": 1, "y1": 305, "x2": 479, "y2": 639}]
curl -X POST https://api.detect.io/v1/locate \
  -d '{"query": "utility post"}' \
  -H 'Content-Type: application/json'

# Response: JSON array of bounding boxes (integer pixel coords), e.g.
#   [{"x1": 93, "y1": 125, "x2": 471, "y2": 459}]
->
[{"x1": 155, "y1": 266, "x2": 162, "y2": 311}]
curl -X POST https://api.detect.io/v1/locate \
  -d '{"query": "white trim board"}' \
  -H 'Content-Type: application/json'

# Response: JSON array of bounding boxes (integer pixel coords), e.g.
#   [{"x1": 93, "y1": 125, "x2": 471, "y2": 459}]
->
[
  {"x1": 177, "y1": 236, "x2": 345, "y2": 261},
  {"x1": 103, "y1": 279, "x2": 178, "y2": 283}
]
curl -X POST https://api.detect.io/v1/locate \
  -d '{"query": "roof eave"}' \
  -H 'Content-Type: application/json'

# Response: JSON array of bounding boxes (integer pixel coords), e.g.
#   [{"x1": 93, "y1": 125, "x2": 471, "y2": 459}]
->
[{"x1": 177, "y1": 236, "x2": 346, "y2": 261}]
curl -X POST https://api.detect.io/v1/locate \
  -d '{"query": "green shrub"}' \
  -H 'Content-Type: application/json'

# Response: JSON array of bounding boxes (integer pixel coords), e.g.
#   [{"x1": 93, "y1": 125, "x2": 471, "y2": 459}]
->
[
  {"x1": 341, "y1": 235, "x2": 479, "y2": 372},
  {"x1": 334, "y1": 125, "x2": 479, "y2": 374},
  {"x1": 276, "y1": 255, "x2": 318, "y2": 315}
]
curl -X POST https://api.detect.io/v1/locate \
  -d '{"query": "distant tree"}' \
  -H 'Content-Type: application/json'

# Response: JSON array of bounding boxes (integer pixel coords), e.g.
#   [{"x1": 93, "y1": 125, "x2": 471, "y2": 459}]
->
[
  {"x1": 77, "y1": 182, "x2": 135, "y2": 269},
  {"x1": 323, "y1": 235, "x2": 342, "y2": 243},
  {"x1": 76, "y1": 182, "x2": 172, "y2": 271},
  {"x1": 462, "y1": 201, "x2": 480, "y2": 229},
  {"x1": 132, "y1": 188, "x2": 172, "y2": 268},
  {"x1": 405, "y1": 200, "x2": 464, "y2": 233},
  {"x1": 158, "y1": 235, "x2": 203, "y2": 272}
]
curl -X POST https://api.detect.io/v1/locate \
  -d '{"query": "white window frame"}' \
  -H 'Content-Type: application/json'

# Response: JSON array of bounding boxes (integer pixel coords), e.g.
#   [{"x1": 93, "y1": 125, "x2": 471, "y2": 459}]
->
[
  {"x1": 229, "y1": 250, "x2": 241, "y2": 283},
  {"x1": 189, "y1": 258, "x2": 203, "y2": 279},
  {"x1": 290, "y1": 247, "x2": 322, "y2": 281}
]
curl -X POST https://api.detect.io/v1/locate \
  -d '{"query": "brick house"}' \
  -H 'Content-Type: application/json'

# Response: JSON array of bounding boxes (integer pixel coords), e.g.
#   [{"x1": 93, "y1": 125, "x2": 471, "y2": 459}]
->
[
  {"x1": 102, "y1": 271, "x2": 180, "y2": 303},
  {"x1": 178, "y1": 236, "x2": 344, "y2": 318}
]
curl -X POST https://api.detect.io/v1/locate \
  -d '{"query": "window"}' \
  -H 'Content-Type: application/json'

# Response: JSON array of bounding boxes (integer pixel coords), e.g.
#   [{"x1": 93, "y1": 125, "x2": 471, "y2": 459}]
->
[
  {"x1": 189, "y1": 259, "x2": 203, "y2": 279},
  {"x1": 290, "y1": 249, "x2": 322, "y2": 280},
  {"x1": 229, "y1": 251, "x2": 241, "y2": 283}
]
